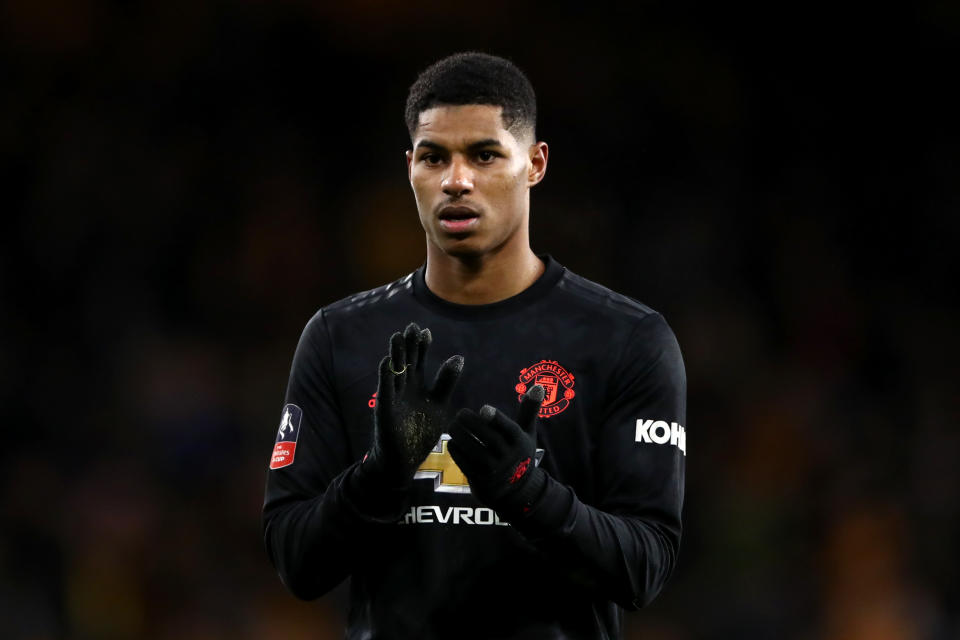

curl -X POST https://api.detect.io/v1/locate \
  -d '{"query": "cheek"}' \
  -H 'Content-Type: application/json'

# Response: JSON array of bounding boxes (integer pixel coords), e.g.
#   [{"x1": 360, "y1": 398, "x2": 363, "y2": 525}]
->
[
  {"x1": 410, "y1": 174, "x2": 432, "y2": 204},
  {"x1": 491, "y1": 165, "x2": 527, "y2": 199},
  {"x1": 485, "y1": 159, "x2": 524, "y2": 191}
]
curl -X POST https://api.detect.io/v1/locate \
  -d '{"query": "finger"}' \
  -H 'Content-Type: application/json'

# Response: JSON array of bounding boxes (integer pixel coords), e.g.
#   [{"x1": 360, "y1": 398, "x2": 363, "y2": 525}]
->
[
  {"x1": 417, "y1": 328, "x2": 432, "y2": 366},
  {"x1": 403, "y1": 322, "x2": 421, "y2": 373},
  {"x1": 415, "y1": 328, "x2": 431, "y2": 388},
  {"x1": 428, "y1": 354, "x2": 464, "y2": 405},
  {"x1": 450, "y1": 407, "x2": 487, "y2": 442},
  {"x1": 389, "y1": 331, "x2": 406, "y2": 394},
  {"x1": 471, "y1": 405, "x2": 511, "y2": 457},
  {"x1": 449, "y1": 408, "x2": 495, "y2": 472},
  {"x1": 515, "y1": 384, "x2": 544, "y2": 437},
  {"x1": 448, "y1": 409, "x2": 488, "y2": 464},
  {"x1": 376, "y1": 355, "x2": 394, "y2": 413},
  {"x1": 446, "y1": 439, "x2": 480, "y2": 476}
]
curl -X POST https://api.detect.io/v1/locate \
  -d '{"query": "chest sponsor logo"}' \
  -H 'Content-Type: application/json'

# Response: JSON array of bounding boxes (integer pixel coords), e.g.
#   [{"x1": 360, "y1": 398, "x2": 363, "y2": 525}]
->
[
  {"x1": 399, "y1": 505, "x2": 511, "y2": 526},
  {"x1": 269, "y1": 404, "x2": 302, "y2": 469},
  {"x1": 516, "y1": 360, "x2": 575, "y2": 418},
  {"x1": 635, "y1": 419, "x2": 686, "y2": 456},
  {"x1": 414, "y1": 434, "x2": 545, "y2": 494},
  {"x1": 415, "y1": 434, "x2": 471, "y2": 493}
]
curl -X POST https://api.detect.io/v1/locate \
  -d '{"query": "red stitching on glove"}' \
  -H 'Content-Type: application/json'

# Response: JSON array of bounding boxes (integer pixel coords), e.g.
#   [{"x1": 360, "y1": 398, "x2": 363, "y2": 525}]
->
[{"x1": 509, "y1": 457, "x2": 531, "y2": 484}]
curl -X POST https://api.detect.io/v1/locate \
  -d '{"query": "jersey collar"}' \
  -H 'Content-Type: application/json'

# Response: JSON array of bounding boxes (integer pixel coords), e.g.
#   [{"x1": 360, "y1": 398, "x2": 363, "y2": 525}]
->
[{"x1": 412, "y1": 254, "x2": 565, "y2": 319}]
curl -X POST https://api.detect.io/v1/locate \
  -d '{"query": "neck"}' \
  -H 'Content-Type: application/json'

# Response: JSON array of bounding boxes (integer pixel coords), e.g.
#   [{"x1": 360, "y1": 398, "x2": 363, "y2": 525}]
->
[{"x1": 424, "y1": 237, "x2": 545, "y2": 305}]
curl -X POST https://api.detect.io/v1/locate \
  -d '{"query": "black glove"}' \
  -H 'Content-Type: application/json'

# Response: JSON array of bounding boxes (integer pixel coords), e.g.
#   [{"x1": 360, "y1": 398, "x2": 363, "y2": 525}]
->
[
  {"x1": 447, "y1": 385, "x2": 546, "y2": 521},
  {"x1": 361, "y1": 322, "x2": 464, "y2": 489}
]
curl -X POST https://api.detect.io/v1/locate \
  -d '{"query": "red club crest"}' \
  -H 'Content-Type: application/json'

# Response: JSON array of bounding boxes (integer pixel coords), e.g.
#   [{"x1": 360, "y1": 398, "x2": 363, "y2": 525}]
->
[{"x1": 516, "y1": 360, "x2": 575, "y2": 418}]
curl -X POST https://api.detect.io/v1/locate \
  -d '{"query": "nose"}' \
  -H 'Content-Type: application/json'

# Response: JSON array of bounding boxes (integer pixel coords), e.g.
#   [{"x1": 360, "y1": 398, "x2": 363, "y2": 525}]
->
[{"x1": 441, "y1": 156, "x2": 474, "y2": 198}]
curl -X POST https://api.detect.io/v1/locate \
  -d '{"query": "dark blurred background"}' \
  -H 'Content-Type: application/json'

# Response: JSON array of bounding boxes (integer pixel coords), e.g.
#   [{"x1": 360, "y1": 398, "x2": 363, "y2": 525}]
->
[{"x1": 2, "y1": 1, "x2": 958, "y2": 638}]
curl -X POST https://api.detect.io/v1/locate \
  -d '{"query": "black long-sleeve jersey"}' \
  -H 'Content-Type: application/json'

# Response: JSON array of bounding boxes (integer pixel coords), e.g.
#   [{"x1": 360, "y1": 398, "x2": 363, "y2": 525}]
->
[{"x1": 262, "y1": 256, "x2": 687, "y2": 640}]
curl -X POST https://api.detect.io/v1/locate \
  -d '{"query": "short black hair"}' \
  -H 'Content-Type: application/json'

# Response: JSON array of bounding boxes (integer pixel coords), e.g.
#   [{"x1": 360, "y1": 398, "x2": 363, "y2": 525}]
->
[{"x1": 404, "y1": 52, "x2": 537, "y2": 140}]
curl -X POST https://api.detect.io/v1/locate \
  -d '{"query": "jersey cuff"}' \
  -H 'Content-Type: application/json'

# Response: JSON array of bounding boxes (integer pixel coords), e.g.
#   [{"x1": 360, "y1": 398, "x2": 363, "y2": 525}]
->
[
  {"x1": 511, "y1": 471, "x2": 575, "y2": 539},
  {"x1": 341, "y1": 460, "x2": 412, "y2": 524}
]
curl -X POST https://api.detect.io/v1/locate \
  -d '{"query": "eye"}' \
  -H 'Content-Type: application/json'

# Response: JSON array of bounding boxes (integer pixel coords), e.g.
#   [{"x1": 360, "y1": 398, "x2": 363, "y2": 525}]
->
[
  {"x1": 477, "y1": 150, "x2": 498, "y2": 163},
  {"x1": 422, "y1": 153, "x2": 442, "y2": 166}
]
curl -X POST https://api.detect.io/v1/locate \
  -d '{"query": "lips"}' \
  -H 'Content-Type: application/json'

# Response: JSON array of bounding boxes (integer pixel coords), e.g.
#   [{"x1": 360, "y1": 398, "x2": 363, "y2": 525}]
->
[{"x1": 438, "y1": 206, "x2": 480, "y2": 233}]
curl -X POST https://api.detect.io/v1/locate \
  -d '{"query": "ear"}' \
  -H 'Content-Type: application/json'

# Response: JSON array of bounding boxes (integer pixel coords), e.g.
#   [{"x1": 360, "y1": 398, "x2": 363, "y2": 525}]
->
[
  {"x1": 406, "y1": 150, "x2": 413, "y2": 182},
  {"x1": 527, "y1": 141, "x2": 548, "y2": 187}
]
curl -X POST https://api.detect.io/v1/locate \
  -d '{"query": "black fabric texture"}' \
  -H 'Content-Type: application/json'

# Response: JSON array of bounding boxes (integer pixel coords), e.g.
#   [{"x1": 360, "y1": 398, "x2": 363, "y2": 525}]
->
[{"x1": 262, "y1": 255, "x2": 687, "y2": 639}]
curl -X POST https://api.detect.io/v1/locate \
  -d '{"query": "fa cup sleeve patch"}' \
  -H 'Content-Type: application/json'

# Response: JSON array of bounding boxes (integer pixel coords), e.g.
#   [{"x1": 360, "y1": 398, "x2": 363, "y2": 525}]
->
[{"x1": 270, "y1": 404, "x2": 302, "y2": 470}]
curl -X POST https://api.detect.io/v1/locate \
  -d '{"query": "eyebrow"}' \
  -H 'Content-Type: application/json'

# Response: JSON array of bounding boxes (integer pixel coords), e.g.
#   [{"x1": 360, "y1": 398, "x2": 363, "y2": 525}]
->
[{"x1": 414, "y1": 138, "x2": 505, "y2": 152}]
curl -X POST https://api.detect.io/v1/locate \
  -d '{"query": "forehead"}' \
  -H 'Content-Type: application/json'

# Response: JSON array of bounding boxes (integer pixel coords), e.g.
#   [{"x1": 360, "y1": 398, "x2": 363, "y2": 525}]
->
[{"x1": 413, "y1": 104, "x2": 519, "y2": 147}]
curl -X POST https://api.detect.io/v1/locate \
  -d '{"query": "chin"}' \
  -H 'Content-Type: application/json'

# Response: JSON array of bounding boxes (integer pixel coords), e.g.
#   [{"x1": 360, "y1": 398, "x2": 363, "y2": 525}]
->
[
  {"x1": 436, "y1": 235, "x2": 488, "y2": 260},
  {"x1": 443, "y1": 243, "x2": 485, "y2": 260}
]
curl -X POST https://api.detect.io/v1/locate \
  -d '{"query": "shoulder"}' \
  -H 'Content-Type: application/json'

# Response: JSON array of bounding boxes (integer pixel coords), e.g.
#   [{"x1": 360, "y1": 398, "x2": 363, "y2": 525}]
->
[
  {"x1": 295, "y1": 271, "x2": 417, "y2": 344},
  {"x1": 554, "y1": 266, "x2": 681, "y2": 358},
  {"x1": 556, "y1": 267, "x2": 659, "y2": 324},
  {"x1": 303, "y1": 271, "x2": 418, "y2": 330},
  {"x1": 322, "y1": 271, "x2": 417, "y2": 318}
]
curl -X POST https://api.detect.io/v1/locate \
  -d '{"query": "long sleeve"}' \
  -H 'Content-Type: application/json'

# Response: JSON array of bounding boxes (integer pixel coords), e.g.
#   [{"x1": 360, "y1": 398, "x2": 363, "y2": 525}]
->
[
  {"x1": 516, "y1": 312, "x2": 687, "y2": 610},
  {"x1": 261, "y1": 310, "x2": 380, "y2": 600}
]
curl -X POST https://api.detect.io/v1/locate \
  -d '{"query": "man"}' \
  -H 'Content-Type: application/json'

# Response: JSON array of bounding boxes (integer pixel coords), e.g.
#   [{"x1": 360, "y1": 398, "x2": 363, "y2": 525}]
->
[{"x1": 262, "y1": 52, "x2": 686, "y2": 639}]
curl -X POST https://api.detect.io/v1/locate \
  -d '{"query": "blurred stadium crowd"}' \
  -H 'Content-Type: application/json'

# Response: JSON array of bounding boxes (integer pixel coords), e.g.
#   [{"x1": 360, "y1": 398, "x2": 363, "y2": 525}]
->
[{"x1": 1, "y1": 1, "x2": 957, "y2": 638}]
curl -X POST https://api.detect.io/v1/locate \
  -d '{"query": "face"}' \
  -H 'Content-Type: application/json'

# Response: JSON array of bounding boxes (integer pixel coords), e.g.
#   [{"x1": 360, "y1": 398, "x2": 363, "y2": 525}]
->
[{"x1": 406, "y1": 104, "x2": 548, "y2": 259}]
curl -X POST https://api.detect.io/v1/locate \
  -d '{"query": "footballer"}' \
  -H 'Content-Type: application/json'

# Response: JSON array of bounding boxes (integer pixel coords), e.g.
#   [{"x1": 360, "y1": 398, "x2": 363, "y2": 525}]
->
[{"x1": 262, "y1": 52, "x2": 687, "y2": 639}]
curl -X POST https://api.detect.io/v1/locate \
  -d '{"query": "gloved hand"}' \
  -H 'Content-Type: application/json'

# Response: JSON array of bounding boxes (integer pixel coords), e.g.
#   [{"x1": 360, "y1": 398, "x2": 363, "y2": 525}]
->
[
  {"x1": 448, "y1": 385, "x2": 546, "y2": 521},
  {"x1": 363, "y1": 322, "x2": 464, "y2": 487}
]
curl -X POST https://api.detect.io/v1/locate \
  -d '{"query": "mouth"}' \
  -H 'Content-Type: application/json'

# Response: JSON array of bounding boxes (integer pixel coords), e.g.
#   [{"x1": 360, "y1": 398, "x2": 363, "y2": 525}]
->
[{"x1": 437, "y1": 206, "x2": 480, "y2": 233}]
